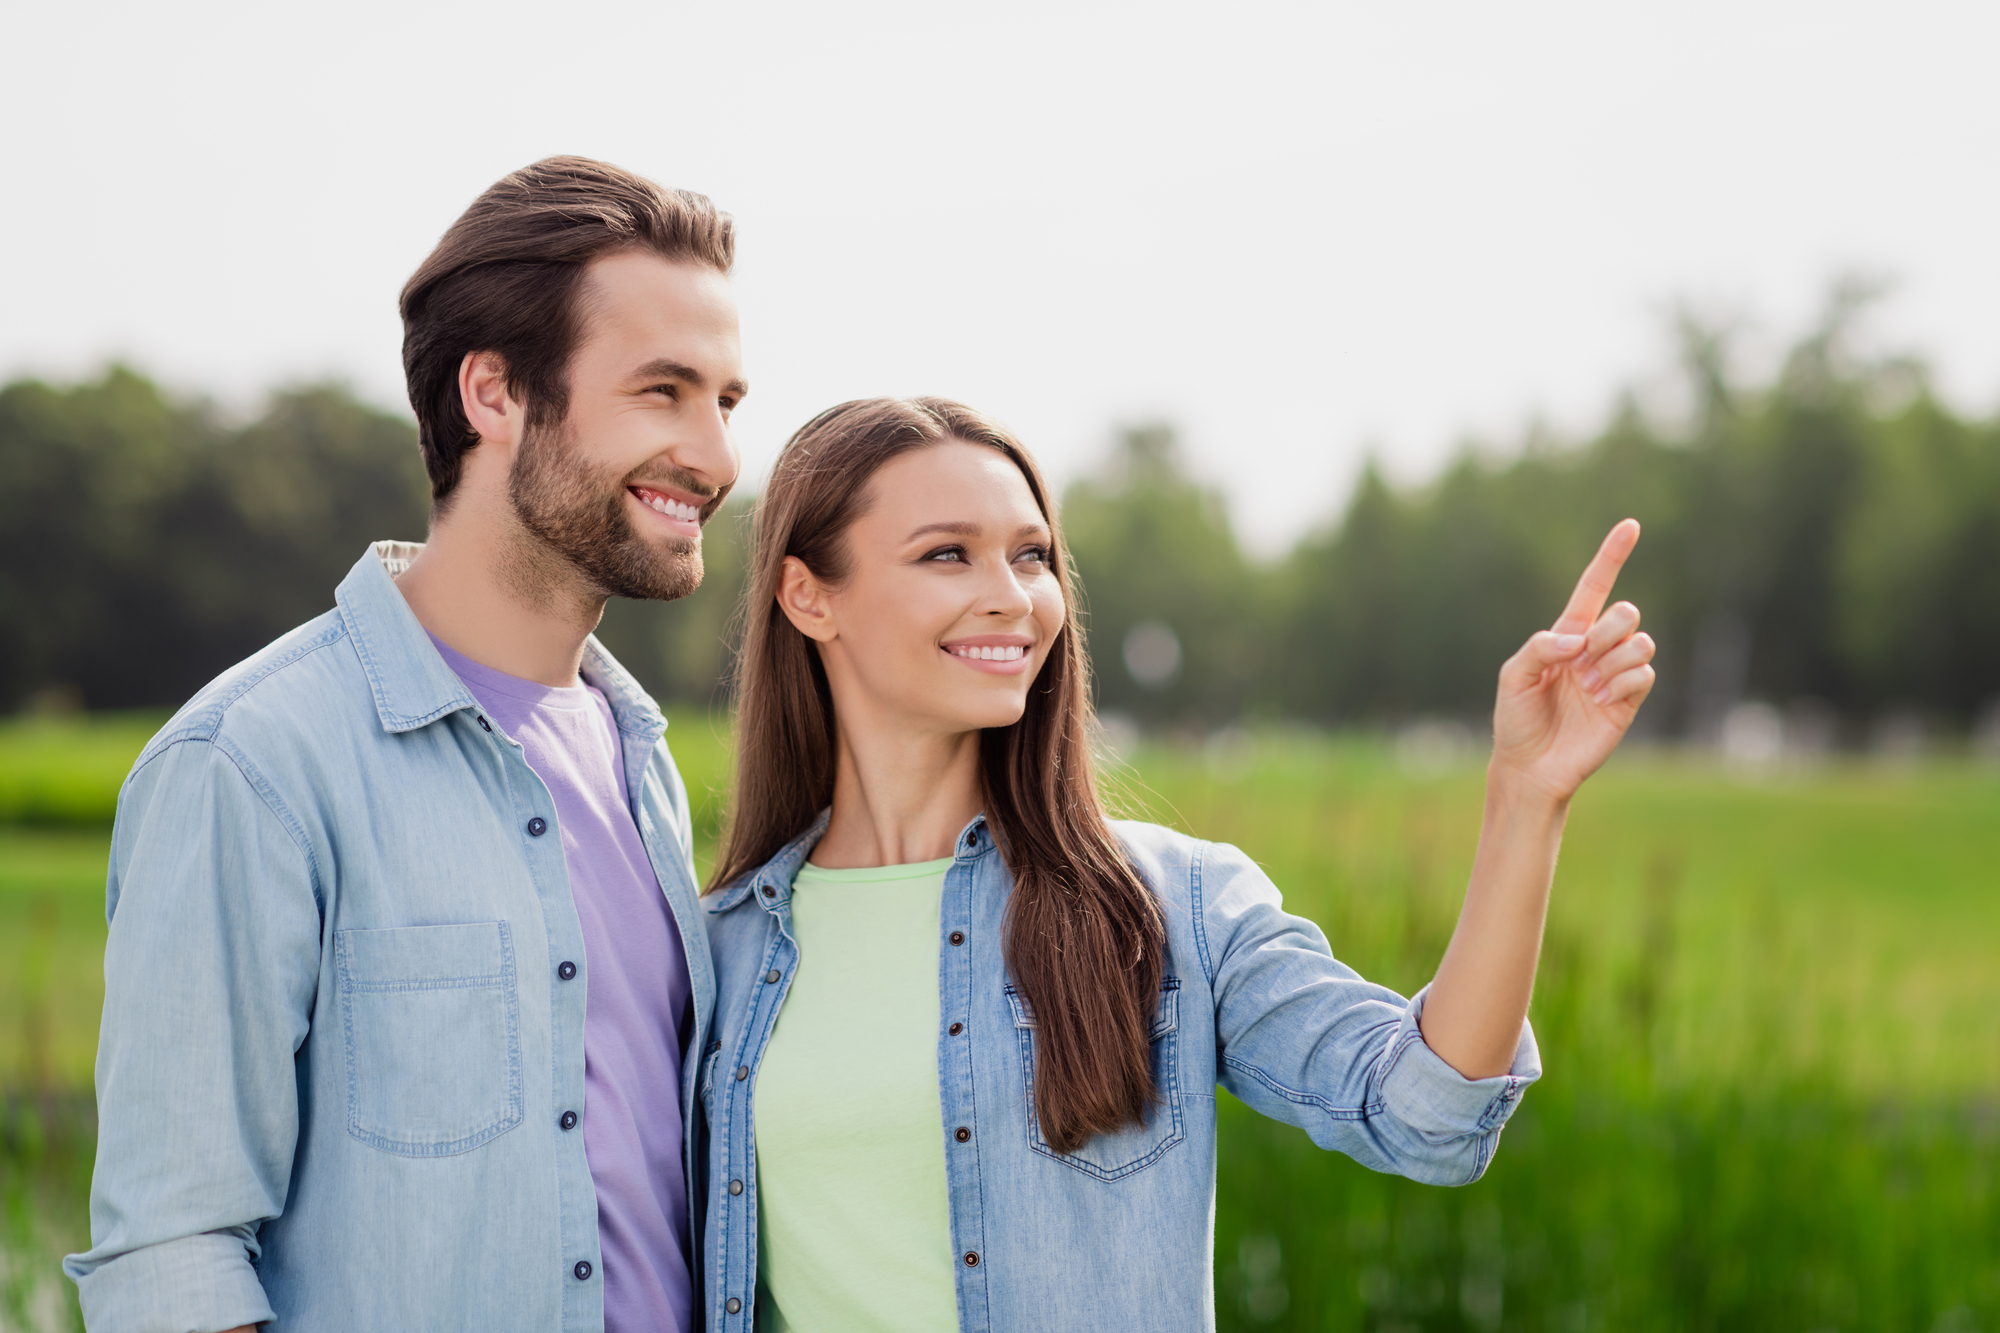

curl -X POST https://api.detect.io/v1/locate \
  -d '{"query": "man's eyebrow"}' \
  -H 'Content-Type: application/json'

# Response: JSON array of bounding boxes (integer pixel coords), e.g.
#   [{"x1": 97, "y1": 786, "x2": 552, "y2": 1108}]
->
[{"x1": 629, "y1": 359, "x2": 751, "y2": 398}]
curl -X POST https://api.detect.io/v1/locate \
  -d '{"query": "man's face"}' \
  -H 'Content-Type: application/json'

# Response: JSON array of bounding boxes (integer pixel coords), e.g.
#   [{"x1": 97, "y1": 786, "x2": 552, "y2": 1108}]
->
[{"x1": 509, "y1": 248, "x2": 745, "y2": 602}]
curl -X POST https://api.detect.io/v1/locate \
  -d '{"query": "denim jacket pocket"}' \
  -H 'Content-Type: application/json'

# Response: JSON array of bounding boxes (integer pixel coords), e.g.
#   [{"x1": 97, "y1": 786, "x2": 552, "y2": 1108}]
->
[
  {"x1": 1006, "y1": 976, "x2": 1186, "y2": 1181},
  {"x1": 336, "y1": 921, "x2": 524, "y2": 1157}
]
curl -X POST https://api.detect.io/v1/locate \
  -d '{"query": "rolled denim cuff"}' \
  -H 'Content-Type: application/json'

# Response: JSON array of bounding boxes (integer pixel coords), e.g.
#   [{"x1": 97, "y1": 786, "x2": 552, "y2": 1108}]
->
[
  {"x1": 68, "y1": 1230, "x2": 275, "y2": 1333},
  {"x1": 1379, "y1": 982, "x2": 1542, "y2": 1138}
]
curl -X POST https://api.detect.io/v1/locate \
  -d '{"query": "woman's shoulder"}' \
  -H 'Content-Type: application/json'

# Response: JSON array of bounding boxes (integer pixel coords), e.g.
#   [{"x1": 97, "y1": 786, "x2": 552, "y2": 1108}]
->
[{"x1": 1109, "y1": 819, "x2": 1274, "y2": 905}]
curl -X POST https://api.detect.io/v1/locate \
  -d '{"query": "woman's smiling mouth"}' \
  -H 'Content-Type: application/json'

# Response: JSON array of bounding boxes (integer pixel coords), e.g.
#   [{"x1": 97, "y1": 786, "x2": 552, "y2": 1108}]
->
[{"x1": 942, "y1": 636, "x2": 1034, "y2": 673}]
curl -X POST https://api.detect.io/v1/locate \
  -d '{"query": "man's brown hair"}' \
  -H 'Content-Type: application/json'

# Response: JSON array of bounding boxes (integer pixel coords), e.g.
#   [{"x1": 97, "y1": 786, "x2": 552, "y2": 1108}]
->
[{"x1": 400, "y1": 156, "x2": 734, "y2": 506}]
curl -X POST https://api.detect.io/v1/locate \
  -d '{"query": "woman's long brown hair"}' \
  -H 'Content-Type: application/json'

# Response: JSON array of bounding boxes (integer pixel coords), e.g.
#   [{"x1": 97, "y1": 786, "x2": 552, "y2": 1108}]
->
[{"x1": 709, "y1": 397, "x2": 1166, "y2": 1153}]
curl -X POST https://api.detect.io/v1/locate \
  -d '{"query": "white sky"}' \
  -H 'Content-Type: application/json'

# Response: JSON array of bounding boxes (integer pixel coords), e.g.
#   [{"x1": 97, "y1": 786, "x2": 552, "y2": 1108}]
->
[{"x1": 4, "y1": 0, "x2": 1996, "y2": 552}]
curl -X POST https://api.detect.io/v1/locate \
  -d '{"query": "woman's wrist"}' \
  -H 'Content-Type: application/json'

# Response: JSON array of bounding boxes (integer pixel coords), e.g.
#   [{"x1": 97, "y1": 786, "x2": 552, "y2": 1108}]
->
[{"x1": 1483, "y1": 758, "x2": 1573, "y2": 825}]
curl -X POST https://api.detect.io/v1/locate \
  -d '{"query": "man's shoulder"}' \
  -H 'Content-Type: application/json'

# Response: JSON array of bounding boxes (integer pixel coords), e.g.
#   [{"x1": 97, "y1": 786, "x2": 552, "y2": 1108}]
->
[{"x1": 131, "y1": 607, "x2": 366, "y2": 776}]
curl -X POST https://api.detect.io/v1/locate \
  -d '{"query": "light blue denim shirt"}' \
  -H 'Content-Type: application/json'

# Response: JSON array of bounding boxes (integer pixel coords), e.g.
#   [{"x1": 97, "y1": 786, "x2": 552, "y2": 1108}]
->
[
  {"x1": 64, "y1": 542, "x2": 716, "y2": 1333},
  {"x1": 700, "y1": 811, "x2": 1539, "y2": 1332}
]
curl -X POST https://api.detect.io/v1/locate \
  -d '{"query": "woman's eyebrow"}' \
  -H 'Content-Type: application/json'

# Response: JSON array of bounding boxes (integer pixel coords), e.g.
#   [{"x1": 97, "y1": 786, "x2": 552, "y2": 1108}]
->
[
  {"x1": 904, "y1": 521, "x2": 1051, "y2": 541},
  {"x1": 906, "y1": 521, "x2": 980, "y2": 540}
]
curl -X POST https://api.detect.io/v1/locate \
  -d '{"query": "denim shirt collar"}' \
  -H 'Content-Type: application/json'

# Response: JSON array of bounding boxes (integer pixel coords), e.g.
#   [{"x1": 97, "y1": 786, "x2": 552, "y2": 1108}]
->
[
  {"x1": 705, "y1": 808, "x2": 995, "y2": 915},
  {"x1": 334, "y1": 540, "x2": 668, "y2": 743}
]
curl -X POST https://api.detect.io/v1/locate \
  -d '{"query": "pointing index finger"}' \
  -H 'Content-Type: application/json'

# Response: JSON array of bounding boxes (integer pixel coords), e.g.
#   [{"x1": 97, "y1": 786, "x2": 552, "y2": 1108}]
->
[{"x1": 1554, "y1": 519, "x2": 1641, "y2": 635}]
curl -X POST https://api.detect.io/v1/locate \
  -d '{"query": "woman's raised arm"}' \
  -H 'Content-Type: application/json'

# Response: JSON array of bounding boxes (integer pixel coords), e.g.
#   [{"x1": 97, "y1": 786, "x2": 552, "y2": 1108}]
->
[{"x1": 1419, "y1": 519, "x2": 1656, "y2": 1078}]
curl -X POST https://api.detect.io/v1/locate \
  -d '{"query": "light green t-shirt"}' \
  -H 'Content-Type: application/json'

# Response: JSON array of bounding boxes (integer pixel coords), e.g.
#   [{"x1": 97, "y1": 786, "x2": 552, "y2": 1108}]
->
[{"x1": 753, "y1": 857, "x2": 959, "y2": 1333}]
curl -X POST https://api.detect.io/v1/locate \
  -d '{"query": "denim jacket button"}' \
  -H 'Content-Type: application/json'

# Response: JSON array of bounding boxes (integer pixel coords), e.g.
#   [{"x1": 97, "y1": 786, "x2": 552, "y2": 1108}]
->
[
  {"x1": 735, "y1": 1065, "x2": 749, "y2": 1081},
  {"x1": 765, "y1": 969, "x2": 781, "y2": 984},
  {"x1": 761, "y1": 886, "x2": 776, "y2": 898},
  {"x1": 557, "y1": 960, "x2": 577, "y2": 981},
  {"x1": 728, "y1": 1178, "x2": 744, "y2": 1195},
  {"x1": 725, "y1": 1297, "x2": 742, "y2": 1314},
  {"x1": 527, "y1": 817, "x2": 548, "y2": 837}
]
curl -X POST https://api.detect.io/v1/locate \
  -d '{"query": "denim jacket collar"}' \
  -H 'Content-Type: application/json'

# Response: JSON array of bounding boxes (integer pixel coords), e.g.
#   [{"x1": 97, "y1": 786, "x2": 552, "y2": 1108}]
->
[
  {"x1": 334, "y1": 541, "x2": 668, "y2": 744},
  {"x1": 705, "y1": 809, "x2": 995, "y2": 916}
]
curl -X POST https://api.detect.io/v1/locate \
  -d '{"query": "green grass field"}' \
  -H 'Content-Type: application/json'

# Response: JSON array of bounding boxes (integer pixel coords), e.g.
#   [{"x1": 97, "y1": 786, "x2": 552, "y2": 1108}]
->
[{"x1": 1, "y1": 714, "x2": 1996, "y2": 1331}]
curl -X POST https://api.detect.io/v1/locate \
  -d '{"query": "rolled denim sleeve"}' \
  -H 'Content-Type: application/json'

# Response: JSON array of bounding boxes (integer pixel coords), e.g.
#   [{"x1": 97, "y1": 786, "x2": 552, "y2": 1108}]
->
[
  {"x1": 64, "y1": 735, "x2": 322, "y2": 1331},
  {"x1": 1201, "y1": 839, "x2": 1539, "y2": 1185}
]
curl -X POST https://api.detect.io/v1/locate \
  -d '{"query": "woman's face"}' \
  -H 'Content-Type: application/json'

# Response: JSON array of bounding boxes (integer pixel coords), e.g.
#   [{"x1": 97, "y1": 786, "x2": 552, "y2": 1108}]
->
[{"x1": 780, "y1": 440, "x2": 1067, "y2": 739}]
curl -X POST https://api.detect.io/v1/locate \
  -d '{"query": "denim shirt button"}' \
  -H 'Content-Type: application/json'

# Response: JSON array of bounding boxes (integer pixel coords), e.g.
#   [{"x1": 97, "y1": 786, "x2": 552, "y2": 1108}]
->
[
  {"x1": 573, "y1": 1260, "x2": 592, "y2": 1281},
  {"x1": 559, "y1": 1110, "x2": 578, "y2": 1131},
  {"x1": 954, "y1": 1126, "x2": 970, "y2": 1143},
  {"x1": 557, "y1": 960, "x2": 577, "y2": 981},
  {"x1": 963, "y1": 1251, "x2": 980, "y2": 1267},
  {"x1": 764, "y1": 969, "x2": 781, "y2": 984},
  {"x1": 949, "y1": 931, "x2": 965, "y2": 946},
  {"x1": 761, "y1": 886, "x2": 776, "y2": 898},
  {"x1": 527, "y1": 817, "x2": 548, "y2": 837},
  {"x1": 725, "y1": 1297, "x2": 742, "y2": 1314},
  {"x1": 728, "y1": 1178, "x2": 744, "y2": 1195},
  {"x1": 948, "y1": 1022, "x2": 963, "y2": 1036},
  {"x1": 735, "y1": 1065, "x2": 749, "y2": 1081}
]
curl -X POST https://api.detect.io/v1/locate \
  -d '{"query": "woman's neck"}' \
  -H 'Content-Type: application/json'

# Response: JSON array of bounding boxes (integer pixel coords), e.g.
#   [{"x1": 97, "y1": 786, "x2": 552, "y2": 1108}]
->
[{"x1": 811, "y1": 717, "x2": 984, "y2": 869}]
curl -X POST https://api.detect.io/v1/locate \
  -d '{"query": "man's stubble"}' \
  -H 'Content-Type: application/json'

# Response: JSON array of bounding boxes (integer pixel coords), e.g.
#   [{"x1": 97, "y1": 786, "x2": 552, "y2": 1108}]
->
[{"x1": 505, "y1": 413, "x2": 710, "y2": 608}]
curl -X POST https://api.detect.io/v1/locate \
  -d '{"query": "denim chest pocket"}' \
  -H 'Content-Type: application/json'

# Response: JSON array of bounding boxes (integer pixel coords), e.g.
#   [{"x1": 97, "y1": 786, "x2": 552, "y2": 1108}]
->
[
  {"x1": 336, "y1": 921, "x2": 524, "y2": 1157},
  {"x1": 1007, "y1": 976, "x2": 1185, "y2": 1181}
]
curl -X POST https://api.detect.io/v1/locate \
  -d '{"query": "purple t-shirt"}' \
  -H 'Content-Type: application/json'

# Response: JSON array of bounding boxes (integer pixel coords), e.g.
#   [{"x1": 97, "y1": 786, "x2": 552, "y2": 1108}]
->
[{"x1": 432, "y1": 635, "x2": 692, "y2": 1333}]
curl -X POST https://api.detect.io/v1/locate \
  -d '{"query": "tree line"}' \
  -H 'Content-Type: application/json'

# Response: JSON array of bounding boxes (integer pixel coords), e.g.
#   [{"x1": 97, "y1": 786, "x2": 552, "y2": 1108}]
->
[{"x1": 5, "y1": 299, "x2": 1995, "y2": 740}]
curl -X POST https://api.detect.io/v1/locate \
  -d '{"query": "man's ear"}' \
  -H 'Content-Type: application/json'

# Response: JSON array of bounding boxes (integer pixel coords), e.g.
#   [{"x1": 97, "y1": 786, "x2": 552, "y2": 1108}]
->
[
  {"x1": 458, "y1": 351, "x2": 523, "y2": 456},
  {"x1": 776, "y1": 556, "x2": 838, "y2": 643}
]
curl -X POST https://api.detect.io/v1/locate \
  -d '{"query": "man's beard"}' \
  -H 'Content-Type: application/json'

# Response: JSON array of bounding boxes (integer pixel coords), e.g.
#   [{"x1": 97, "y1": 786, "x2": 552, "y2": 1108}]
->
[{"x1": 507, "y1": 414, "x2": 709, "y2": 603}]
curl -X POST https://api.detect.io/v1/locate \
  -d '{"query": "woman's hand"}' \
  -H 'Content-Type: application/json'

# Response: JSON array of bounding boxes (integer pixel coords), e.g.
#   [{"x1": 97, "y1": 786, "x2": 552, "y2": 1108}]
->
[
  {"x1": 1490, "y1": 519, "x2": 1655, "y2": 806},
  {"x1": 1421, "y1": 519, "x2": 1655, "y2": 1078}
]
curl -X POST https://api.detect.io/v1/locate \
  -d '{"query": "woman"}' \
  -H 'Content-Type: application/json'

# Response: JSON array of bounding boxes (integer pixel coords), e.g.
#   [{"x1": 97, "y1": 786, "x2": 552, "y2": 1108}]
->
[{"x1": 696, "y1": 398, "x2": 1655, "y2": 1332}]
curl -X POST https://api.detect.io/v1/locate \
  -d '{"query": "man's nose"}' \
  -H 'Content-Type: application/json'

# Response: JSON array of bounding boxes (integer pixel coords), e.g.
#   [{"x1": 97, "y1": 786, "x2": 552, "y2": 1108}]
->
[{"x1": 676, "y1": 399, "x2": 739, "y2": 492}]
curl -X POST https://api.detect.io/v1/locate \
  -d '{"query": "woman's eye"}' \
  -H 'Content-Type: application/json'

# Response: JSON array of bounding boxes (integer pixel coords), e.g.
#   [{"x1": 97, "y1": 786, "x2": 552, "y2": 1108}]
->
[
  {"x1": 1015, "y1": 546, "x2": 1051, "y2": 566},
  {"x1": 922, "y1": 546, "x2": 967, "y2": 563}
]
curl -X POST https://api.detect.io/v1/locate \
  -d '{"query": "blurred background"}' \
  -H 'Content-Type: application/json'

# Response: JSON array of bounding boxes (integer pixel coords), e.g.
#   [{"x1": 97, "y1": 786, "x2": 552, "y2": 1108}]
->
[{"x1": 3, "y1": 2, "x2": 1997, "y2": 1329}]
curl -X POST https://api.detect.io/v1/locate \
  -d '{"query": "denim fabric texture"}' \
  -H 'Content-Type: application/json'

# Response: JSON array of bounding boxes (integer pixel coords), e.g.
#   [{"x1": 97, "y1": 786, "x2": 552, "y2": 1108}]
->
[
  {"x1": 63, "y1": 543, "x2": 716, "y2": 1333},
  {"x1": 700, "y1": 811, "x2": 1540, "y2": 1333}
]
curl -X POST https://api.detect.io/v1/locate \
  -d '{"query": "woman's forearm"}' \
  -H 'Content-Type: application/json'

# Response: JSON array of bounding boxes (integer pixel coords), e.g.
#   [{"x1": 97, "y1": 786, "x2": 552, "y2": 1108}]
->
[{"x1": 1417, "y1": 766, "x2": 1569, "y2": 1079}]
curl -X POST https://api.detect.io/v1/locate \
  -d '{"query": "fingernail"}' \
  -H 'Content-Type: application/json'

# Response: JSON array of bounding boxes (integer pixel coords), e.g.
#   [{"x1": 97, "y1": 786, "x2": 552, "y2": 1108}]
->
[
  {"x1": 1555, "y1": 634, "x2": 1584, "y2": 654},
  {"x1": 1578, "y1": 667, "x2": 1601, "y2": 690},
  {"x1": 1592, "y1": 688, "x2": 1612, "y2": 705}
]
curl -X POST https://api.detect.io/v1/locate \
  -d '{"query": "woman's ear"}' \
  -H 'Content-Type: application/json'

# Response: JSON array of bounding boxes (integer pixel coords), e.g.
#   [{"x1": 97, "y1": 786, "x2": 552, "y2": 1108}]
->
[{"x1": 776, "y1": 556, "x2": 838, "y2": 643}]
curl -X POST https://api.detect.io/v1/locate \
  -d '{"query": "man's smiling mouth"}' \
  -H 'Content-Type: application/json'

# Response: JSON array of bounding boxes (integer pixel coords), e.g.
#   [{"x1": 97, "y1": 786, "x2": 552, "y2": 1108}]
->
[{"x1": 630, "y1": 485, "x2": 702, "y2": 522}]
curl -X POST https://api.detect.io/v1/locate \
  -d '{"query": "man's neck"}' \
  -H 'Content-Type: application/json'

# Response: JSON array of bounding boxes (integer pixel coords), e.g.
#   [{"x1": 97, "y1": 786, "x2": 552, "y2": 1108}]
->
[{"x1": 395, "y1": 494, "x2": 606, "y2": 688}]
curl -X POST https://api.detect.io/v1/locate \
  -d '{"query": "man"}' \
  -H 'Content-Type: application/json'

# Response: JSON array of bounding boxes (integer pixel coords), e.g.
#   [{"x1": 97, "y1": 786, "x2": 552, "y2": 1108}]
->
[{"x1": 64, "y1": 157, "x2": 745, "y2": 1333}]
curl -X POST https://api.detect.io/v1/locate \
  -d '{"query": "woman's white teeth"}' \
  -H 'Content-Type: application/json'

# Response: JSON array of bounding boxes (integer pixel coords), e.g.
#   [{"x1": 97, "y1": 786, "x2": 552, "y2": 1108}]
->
[
  {"x1": 951, "y1": 645, "x2": 1025, "y2": 661},
  {"x1": 643, "y1": 493, "x2": 699, "y2": 522}
]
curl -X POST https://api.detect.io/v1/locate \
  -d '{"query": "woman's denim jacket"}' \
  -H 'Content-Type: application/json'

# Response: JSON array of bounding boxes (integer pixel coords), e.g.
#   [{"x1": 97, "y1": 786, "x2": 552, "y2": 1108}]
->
[{"x1": 698, "y1": 811, "x2": 1540, "y2": 1332}]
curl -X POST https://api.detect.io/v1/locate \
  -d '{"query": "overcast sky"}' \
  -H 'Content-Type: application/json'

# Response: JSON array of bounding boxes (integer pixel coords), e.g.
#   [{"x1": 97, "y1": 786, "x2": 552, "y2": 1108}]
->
[{"x1": 5, "y1": 0, "x2": 1996, "y2": 550}]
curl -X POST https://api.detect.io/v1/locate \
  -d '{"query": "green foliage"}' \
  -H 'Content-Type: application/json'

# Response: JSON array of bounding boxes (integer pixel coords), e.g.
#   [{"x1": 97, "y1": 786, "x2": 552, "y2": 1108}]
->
[
  {"x1": 1062, "y1": 424, "x2": 1270, "y2": 725},
  {"x1": 0, "y1": 369, "x2": 430, "y2": 712},
  {"x1": 1064, "y1": 294, "x2": 2000, "y2": 734}
]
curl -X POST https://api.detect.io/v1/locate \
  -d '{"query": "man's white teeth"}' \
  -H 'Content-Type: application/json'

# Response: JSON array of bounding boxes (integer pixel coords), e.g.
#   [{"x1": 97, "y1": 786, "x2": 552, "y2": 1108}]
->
[
  {"x1": 950, "y1": 645, "x2": 1026, "y2": 661},
  {"x1": 643, "y1": 493, "x2": 700, "y2": 522}
]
